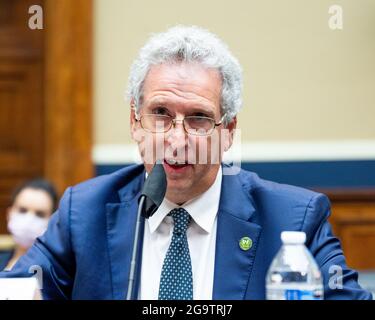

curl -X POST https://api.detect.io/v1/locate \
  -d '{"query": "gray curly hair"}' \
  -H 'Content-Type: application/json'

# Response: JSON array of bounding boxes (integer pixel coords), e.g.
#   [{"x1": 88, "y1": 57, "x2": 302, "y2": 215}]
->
[{"x1": 126, "y1": 25, "x2": 243, "y2": 125}]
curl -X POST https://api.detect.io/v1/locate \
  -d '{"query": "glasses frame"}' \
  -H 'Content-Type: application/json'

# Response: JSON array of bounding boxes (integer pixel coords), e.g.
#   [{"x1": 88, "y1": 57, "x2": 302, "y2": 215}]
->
[{"x1": 134, "y1": 111, "x2": 226, "y2": 136}]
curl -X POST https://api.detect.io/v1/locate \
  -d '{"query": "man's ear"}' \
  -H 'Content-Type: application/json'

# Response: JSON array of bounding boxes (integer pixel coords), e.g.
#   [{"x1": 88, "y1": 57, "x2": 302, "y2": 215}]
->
[
  {"x1": 130, "y1": 100, "x2": 137, "y2": 140},
  {"x1": 223, "y1": 116, "x2": 237, "y2": 152}
]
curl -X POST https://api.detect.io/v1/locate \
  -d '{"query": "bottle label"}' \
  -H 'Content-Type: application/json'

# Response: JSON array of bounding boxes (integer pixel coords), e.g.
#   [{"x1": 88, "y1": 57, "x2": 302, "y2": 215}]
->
[{"x1": 285, "y1": 289, "x2": 320, "y2": 300}]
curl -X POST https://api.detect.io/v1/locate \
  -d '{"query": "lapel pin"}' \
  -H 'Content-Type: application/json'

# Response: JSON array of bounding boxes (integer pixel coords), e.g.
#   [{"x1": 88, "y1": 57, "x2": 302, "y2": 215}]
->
[{"x1": 239, "y1": 237, "x2": 253, "y2": 251}]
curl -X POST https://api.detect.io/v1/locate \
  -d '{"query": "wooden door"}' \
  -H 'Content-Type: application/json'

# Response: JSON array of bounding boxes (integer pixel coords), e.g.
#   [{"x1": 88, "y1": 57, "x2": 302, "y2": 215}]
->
[
  {"x1": 0, "y1": 0, "x2": 44, "y2": 233},
  {"x1": 0, "y1": 0, "x2": 93, "y2": 233}
]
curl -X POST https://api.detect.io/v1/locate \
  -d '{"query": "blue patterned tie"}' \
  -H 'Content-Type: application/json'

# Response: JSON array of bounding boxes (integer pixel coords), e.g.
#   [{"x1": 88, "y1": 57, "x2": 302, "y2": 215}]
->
[{"x1": 158, "y1": 208, "x2": 193, "y2": 300}]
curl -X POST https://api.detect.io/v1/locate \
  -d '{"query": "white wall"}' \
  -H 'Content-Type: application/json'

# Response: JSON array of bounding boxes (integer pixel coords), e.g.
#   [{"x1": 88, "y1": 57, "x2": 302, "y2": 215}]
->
[{"x1": 93, "y1": 0, "x2": 375, "y2": 162}]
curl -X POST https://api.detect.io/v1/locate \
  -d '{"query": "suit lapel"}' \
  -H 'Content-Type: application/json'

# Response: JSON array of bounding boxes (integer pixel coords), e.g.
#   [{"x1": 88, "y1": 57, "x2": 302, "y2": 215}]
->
[
  {"x1": 213, "y1": 171, "x2": 262, "y2": 299},
  {"x1": 105, "y1": 170, "x2": 145, "y2": 299}
]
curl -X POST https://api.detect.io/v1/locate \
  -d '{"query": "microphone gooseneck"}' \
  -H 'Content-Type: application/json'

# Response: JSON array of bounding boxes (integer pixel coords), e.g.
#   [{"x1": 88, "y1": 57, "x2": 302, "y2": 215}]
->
[{"x1": 126, "y1": 161, "x2": 167, "y2": 300}]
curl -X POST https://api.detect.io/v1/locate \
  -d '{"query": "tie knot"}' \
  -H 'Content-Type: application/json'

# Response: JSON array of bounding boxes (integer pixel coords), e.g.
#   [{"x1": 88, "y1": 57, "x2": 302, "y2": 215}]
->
[{"x1": 169, "y1": 208, "x2": 191, "y2": 234}]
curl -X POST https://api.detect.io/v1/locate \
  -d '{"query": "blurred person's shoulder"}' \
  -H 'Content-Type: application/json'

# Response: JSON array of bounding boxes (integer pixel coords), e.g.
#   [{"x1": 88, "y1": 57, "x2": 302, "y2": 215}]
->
[{"x1": 0, "y1": 250, "x2": 13, "y2": 271}]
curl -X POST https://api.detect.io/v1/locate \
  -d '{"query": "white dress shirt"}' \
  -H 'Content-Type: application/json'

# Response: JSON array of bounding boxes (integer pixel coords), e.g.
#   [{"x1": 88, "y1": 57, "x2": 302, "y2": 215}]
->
[{"x1": 139, "y1": 166, "x2": 222, "y2": 300}]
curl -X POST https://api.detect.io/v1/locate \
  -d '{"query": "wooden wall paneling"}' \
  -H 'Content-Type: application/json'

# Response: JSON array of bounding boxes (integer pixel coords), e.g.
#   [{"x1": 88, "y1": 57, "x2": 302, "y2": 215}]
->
[
  {"x1": 340, "y1": 225, "x2": 375, "y2": 270},
  {"x1": 44, "y1": 0, "x2": 93, "y2": 195},
  {"x1": 330, "y1": 200, "x2": 375, "y2": 270},
  {"x1": 0, "y1": 0, "x2": 93, "y2": 232},
  {"x1": 0, "y1": 0, "x2": 44, "y2": 233}
]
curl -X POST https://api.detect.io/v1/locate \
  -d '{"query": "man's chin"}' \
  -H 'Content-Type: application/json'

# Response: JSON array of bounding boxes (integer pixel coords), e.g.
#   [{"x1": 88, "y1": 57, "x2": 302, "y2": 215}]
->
[
  {"x1": 166, "y1": 178, "x2": 191, "y2": 190},
  {"x1": 165, "y1": 179, "x2": 192, "y2": 196}
]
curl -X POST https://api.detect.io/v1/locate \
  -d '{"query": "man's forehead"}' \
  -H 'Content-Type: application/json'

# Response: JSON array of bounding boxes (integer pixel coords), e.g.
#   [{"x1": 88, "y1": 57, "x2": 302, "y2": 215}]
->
[{"x1": 141, "y1": 63, "x2": 222, "y2": 107}]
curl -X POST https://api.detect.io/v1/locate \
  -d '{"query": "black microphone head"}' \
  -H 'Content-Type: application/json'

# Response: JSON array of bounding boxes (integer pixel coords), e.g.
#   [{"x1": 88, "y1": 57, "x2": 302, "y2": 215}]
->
[{"x1": 140, "y1": 161, "x2": 167, "y2": 218}]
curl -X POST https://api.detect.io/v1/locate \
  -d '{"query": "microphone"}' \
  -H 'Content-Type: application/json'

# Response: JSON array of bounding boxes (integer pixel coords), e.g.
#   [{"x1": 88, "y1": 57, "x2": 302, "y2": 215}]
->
[
  {"x1": 126, "y1": 161, "x2": 167, "y2": 300},
  {"x1": 140, "y1": 161, "x2": 167, "y2": 218}
]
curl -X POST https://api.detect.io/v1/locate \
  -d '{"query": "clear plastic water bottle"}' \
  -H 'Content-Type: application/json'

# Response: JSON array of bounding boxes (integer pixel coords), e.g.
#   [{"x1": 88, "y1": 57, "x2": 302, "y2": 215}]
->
[{"x1": 266, "y1": 231, "x2": 324, "y2": 300}]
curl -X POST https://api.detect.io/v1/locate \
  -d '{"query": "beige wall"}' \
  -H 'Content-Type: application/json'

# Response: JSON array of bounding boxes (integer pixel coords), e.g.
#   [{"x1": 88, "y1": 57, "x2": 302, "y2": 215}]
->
[{"x1": 94, "y1": 0, "x2": 375, "y2": 146}]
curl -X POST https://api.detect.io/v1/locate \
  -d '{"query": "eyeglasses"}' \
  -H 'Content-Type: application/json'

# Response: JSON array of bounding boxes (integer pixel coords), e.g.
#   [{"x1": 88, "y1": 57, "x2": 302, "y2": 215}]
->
[{"x1": 134, "y1": 113, "x2": 226, "y2": 136}]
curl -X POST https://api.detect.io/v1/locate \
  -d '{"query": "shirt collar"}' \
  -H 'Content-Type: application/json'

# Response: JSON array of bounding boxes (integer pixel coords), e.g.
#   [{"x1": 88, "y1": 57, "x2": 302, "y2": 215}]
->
[{"x1": 147, "y1": 166, "x2": 223, "y2": 234}]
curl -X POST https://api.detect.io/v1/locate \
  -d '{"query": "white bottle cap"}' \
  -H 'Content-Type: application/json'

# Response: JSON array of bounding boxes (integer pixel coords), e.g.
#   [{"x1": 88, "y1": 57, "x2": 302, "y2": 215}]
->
[{"x1": 281, "y1": 231, "x2": 306, "y2": 244}]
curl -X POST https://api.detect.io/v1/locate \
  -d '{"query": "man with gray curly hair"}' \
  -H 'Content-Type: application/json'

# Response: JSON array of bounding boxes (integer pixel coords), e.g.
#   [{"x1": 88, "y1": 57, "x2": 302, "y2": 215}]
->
[{"x1": 0, "y1": 25, "x2": 372, "y2": 301}]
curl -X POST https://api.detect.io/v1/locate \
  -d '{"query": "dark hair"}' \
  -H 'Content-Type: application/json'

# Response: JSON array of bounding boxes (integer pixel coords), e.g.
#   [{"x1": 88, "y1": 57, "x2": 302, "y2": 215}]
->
[{"x1": 10, "y1": 179, "x2": 58, "y2": 212}]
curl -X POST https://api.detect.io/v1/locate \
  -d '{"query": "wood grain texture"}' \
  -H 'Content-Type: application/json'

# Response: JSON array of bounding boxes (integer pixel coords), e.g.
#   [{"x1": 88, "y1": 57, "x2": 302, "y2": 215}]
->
[
  {"x1": 330, "y1": 202, "x2": 375, "y2": 270},
  {"x1": 44, "y1": 0, "x2": 93, "y2": 194},
  {"x1": 0, "y1": 0, "x2": 44, "y2": 233},
  {"x1": 0, "y1": 0, "x2": 93, "y2": 233}
]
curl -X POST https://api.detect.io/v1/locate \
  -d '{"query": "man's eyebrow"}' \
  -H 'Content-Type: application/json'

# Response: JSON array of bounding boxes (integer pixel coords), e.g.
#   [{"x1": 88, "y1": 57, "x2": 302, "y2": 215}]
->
[
  {"x1": 188, "y1": 107, "x2": 215, "y2": 117},
  {"x1": 145, "y1": 99, "x2": 168, "y2": 107},
  {"x1": 145, "y1": 99, "x2": 216, "y2": 116}
]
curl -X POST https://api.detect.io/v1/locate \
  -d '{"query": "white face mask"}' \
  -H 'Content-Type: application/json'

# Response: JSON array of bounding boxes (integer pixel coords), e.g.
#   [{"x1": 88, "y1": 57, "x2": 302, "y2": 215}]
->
[{"x1": 7, "y1": 212, "x2": 49, "y2": 248}]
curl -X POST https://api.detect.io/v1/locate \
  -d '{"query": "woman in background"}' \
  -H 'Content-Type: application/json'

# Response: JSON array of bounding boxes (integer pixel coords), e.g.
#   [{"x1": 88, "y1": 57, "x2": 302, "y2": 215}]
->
[{"x1": 0, "y1": 179, "x2": 58, "y2": 271}]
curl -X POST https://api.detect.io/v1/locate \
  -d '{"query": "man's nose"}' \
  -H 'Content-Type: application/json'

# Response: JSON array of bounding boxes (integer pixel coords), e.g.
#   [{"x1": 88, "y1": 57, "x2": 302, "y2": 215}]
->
[{"x1": 166, "y1": 119, "x2": 188, "y2": 146}]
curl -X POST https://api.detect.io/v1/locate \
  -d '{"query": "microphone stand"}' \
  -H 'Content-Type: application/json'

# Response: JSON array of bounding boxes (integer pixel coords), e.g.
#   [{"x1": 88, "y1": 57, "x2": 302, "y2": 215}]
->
[
  {"x1": 126, "y1": 162, "x2": 167, "y2": 300},
  {"x1": 126, "y1": 195, "x2": 145, "y2": 300}
]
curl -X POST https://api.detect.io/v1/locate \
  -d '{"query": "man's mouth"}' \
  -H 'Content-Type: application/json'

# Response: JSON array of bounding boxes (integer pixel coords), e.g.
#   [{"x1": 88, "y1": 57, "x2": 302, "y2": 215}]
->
[
  {"x1": 165, "y1": 159, "x2": 188, "y2": 166},
  {"x1": 163, "y1": 159, "x2": 192, "y2": 172}
]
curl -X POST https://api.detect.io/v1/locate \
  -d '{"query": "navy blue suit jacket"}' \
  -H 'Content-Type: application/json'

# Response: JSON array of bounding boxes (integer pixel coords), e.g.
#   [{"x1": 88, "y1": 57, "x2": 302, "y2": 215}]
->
[{"x1": 0, "y1": 164, "x2": 372, "y2": 299}]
